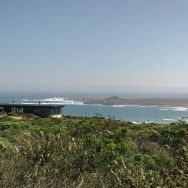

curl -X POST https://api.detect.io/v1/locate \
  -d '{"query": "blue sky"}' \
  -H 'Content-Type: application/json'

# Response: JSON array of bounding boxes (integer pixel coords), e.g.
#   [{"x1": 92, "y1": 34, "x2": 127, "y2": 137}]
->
[{"x1": 1, "y1": 0, "x2": 188, "y2": 92}]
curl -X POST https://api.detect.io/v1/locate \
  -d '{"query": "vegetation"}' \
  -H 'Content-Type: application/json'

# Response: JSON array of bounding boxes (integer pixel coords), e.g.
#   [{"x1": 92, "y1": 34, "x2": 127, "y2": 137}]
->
[{"x1": 0, "y1": 113, "x2": 188, "y2": 187}]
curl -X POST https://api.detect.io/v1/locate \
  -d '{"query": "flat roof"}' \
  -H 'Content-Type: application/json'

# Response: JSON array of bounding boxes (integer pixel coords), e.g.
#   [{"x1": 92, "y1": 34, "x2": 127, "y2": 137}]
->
[{"x1": 0, "y1": 103, "x2": 65, "y2": 108}]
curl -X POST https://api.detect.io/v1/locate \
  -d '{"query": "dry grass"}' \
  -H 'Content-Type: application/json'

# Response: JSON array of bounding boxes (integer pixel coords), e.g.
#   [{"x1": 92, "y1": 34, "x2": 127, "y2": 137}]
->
[{"x1": 10, "y1": 116, "x2": 23, "y2": 120}]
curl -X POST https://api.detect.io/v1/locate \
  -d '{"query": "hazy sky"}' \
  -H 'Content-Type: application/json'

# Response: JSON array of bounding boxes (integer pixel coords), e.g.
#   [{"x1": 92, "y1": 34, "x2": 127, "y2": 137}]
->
[{"x1": 1, "y1": 0, "x2": 188, "y2": 93}]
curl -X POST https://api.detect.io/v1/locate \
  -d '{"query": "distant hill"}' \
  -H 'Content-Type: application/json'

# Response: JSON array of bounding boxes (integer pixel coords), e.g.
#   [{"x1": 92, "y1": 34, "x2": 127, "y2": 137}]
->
[
  {"x1": 84, "y1": 96, "x2": 188, "y2": 107},
  {"x1": 83, "y1": 96, "x2": 125, "y2": 105},
  {"x1": 99, "y1": 96, "x2": 127, "y2": 105}
]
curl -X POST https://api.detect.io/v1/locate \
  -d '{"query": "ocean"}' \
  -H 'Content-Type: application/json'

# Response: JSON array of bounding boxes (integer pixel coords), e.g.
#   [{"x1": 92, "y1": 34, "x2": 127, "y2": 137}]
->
[{"x1": 1, "y1": 92, "x2": 188, "y2": 123}]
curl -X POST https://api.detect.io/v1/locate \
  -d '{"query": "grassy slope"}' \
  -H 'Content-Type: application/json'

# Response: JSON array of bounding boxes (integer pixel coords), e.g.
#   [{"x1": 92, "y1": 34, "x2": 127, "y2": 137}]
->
[{"x1": 0, "y1": 113, "x2": 188, "y2": 188}]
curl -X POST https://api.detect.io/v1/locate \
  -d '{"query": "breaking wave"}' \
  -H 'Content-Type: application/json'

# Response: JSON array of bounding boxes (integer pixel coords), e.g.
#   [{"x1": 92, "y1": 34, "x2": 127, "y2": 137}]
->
[
  {"x1": 160, "y1": 107, "x2": 188, "y2": 111},
  {"x1": 21, "y1": 98, "x2": 83, "y2": 105},
  {"x1": 111, "y1": 105, "x2": 148, "y2": 108},
  {"x1": 163, "y1": 118, "x2": 176, "y2": 121}
]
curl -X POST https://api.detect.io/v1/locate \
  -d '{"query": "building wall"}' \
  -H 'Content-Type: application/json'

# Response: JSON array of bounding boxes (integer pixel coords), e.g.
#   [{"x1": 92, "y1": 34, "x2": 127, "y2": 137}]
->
[{"x1": 0, "y1": 106, "x2": 63, "y2": 118}]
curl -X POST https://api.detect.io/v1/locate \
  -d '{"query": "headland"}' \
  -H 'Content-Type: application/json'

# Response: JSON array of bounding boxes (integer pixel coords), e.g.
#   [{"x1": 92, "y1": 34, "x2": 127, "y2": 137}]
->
[{"x1": 81, "y1": 96, "x2": 188, "y2": 107}]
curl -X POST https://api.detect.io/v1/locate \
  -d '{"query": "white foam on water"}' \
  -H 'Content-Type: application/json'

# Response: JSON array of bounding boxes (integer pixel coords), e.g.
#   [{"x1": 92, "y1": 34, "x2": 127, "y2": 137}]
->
[
  {"x1": 160, "y1": 107, "x2": 188, "y2": 111},
  {"x1": 111, "y1": 105, "x2": 148, "y2": 108},
  {"x1": 23, "y1": 97, "x2": 68, "y2": 102},
  {"x1": 21, "y1": 97, "x2": 84, "y2": 105},
  {"x1": 160, "y1": 108, "x2": 170, "y2": 111},
  {"x1": 40, "y1": 97, "x2": 68, "y2": 102},
  {"x1": 21, "y1": 102, "x2": 38, "y2": 104},
  {"x1": 112, "y1": 105, "x2": 128, "y2": 108},
  {"x1": 173, "y1": 107, "x2": 188, "y2": 111},
  {"x1": 163, "y1": 118, "x2": 175, "y2": 121},
  {"x1": 131, "y1": 121, "x2": 142, "y2": 124},
  {"x1": 22, "y1": 99, "x2": 29, "y2": 102}
]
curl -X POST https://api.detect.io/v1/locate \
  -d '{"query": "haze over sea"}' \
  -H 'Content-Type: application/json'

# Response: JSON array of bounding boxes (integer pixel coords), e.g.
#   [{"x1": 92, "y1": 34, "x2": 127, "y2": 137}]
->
[{"x1": 1, "y1": 91, "x2": 188, "y2": 124}]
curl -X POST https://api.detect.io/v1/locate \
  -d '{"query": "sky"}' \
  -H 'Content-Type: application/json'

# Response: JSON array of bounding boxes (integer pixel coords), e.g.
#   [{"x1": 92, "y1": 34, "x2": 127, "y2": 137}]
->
[{"x1": 1, "y1": 0, "x2": 188, "y2": 93}]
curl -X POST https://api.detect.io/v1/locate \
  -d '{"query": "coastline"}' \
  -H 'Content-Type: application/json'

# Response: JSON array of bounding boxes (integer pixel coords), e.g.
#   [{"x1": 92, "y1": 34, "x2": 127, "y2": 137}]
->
[{"x1": 81, "y1": 96, "x2": 188, "y2": 108}]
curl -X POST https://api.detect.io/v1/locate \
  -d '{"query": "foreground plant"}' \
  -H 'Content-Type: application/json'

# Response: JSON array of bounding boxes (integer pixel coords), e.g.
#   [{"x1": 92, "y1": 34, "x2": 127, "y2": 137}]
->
[{"x1": 0, "y1": 115, "x2": 188, "y2": 187}]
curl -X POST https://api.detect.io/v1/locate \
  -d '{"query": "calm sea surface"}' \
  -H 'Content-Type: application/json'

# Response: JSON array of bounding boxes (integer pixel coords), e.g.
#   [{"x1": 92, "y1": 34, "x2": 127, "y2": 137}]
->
[{"x1": 1, "y1": 92, "x2": 188, "y2": 123}]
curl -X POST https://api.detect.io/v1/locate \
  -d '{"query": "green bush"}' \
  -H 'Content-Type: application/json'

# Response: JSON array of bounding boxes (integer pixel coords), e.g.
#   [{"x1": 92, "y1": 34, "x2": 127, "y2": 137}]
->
[{"x1": 0, "y1": 116, "x2": 187, "y2": 187}]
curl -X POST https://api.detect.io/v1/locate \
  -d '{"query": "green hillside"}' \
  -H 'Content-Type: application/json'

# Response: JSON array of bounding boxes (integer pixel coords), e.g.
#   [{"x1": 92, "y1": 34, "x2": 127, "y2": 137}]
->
[{"x1": 0, "y1": 113, "x2": 188, "y2": 187}]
